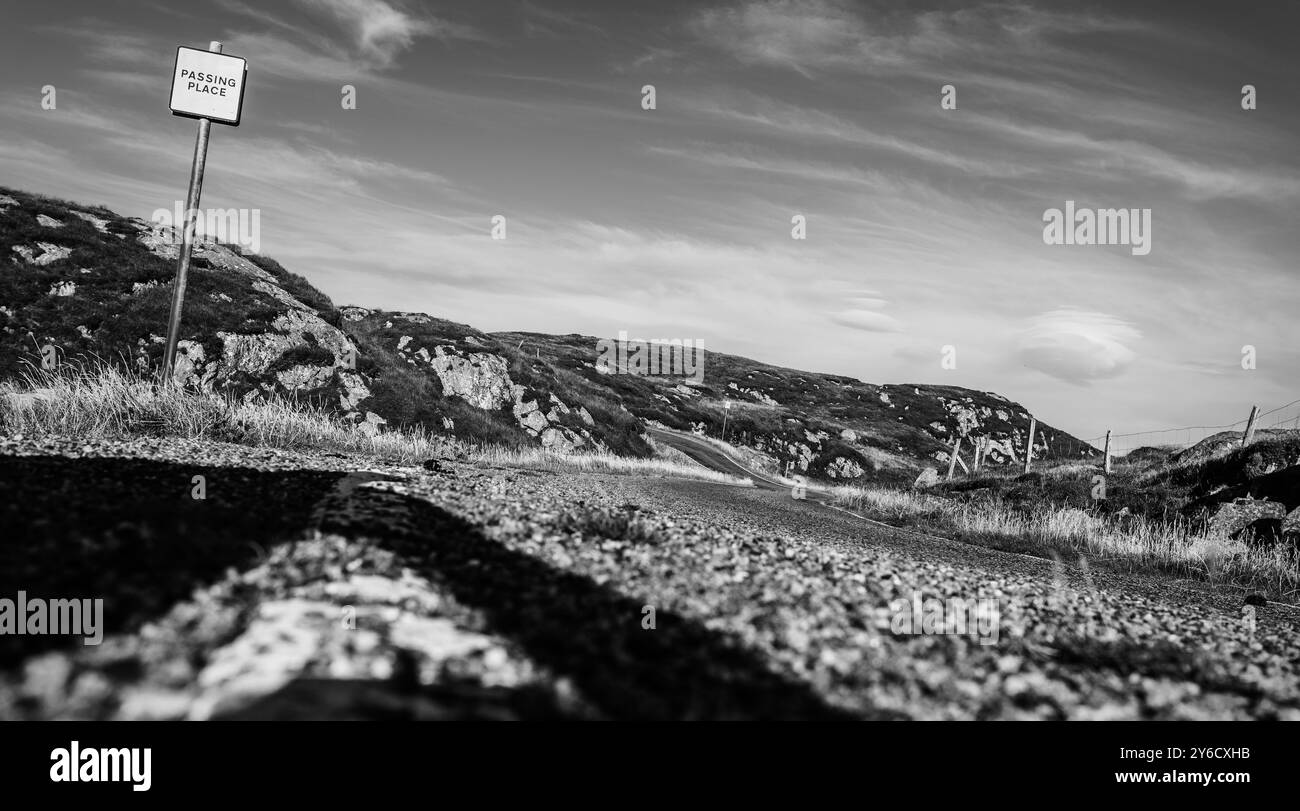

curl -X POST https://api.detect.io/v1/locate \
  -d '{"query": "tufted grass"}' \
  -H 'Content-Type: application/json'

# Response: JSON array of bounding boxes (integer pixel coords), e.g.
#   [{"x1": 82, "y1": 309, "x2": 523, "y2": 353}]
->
[
  {"x1": 0, "y1": 362, "x2": 751, "y2": 486},
  {"x1": 832, "y1": 483, "x2": 1299, "y2": 602},
  {"x1": 0, "y1": 361, "x2": 465, "y2": 464}
]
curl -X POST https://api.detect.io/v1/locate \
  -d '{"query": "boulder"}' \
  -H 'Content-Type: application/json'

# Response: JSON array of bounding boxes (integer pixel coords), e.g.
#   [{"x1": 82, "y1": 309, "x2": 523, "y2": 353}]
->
[
  {"x1": 520, "y1": 409, "x2": 549, "y2": 435},
  {"x1": 827, "y1": 457, "x2": 864, "y2": 479},
  {"x1": 171, "y1": 340, "x2": 216, "y2": 390},
  {"x1": 913, "y1": 467, "x2": 940, "y2": 488},
  {"x1": 358, "y1": 411, "x2": 387, "y2": 437},
  {"x1": 539, "y1": 426, "x2": 584, "y2": 454},
  {"x1": 1208, "y1": 497, "x2": 1287, "y2": 539},
  {"x1": 1283, "y1": 506, "x2": 1300, "y2": 537}
]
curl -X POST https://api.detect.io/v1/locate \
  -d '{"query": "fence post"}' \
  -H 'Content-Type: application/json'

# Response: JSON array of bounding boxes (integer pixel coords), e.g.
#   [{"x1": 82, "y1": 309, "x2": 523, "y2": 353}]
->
[
  {"x1": 1242, "y1": 405, "x2": 1259, "y2": 447},
  {"x1": 947, "y1": 436, "x2": 962, "y2": 480},
  {"x1": 972, "y1": 437, "x2": 982, "y2": 472},
  {"x1": 1103, "y1": 430, "x2": 1112, "y2": 474},
  {"x1": 1022, "y1": 417, "x2": 1036, "y2": 474}
]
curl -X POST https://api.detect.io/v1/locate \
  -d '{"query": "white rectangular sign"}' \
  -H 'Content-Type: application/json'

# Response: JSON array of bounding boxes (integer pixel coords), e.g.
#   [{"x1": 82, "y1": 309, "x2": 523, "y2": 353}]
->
[{"x1": 169, "y1": 46, "x2": 247, "y2": 126}]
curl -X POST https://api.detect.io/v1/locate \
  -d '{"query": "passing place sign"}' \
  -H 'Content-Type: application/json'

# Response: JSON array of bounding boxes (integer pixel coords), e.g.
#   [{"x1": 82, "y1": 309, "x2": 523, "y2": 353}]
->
[{"x1": 169, "y1": 46, "x2": 247, "y2": 125}]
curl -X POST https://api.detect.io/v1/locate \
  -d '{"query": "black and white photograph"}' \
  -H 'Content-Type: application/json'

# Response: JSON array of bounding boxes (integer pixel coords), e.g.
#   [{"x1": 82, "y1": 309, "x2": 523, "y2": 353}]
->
[{"x1": 0, "y1": 0, "x2": 1295, "y2": 786}]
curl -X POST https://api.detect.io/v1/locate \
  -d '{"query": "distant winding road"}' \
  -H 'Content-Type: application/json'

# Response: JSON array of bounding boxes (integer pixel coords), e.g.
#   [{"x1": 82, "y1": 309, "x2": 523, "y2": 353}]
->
[{"x1": 648, "y1": 427, "x2": 789, "y2": 491}]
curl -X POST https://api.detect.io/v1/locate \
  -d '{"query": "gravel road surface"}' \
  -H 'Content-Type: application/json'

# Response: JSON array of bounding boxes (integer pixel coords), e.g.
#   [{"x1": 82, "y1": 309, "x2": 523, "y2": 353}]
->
[{"x1": 1, "y1": 435, "x2": 1296, "y2": 720}]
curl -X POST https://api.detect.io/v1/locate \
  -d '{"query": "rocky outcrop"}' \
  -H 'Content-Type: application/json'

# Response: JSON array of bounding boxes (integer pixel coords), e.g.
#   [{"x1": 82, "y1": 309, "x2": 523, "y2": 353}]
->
[
  {"x1": 12, "y1": 242, "x2": 72, "y2": 265},
  {"x1": 137, "y1": 221, "x2": 275, "y2": 282},
  {"x1": 128, "y1": 224, "x2": 371, "y2": 414},
  {"x1": 426, "y1": 346, "x2": 514, "y2": 410},
  {"x1": 517, "y1": 390, "x2": 586, "y2": 452},
  {"x1": 395, "y1": 336, "x2": 590, "y2": 453},
  {"x1": 69, "y1": 211, "x2": 109, "y2": 232},
  {"x1": 213, "y1": 308, "x2": 368, "y2": 412}
]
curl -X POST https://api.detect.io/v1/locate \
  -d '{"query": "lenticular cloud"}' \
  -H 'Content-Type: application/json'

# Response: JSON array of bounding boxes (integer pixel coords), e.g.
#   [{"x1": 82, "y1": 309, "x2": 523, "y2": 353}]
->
[{"x1": 1016, "y1": 307, "x2": 1140, "y2": 383}]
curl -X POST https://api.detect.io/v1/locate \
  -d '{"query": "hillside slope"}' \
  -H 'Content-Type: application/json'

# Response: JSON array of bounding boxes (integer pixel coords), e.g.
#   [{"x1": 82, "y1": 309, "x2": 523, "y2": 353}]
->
[{"x1": 0, "y1": 187, "x2": 1094, "y2": 482}]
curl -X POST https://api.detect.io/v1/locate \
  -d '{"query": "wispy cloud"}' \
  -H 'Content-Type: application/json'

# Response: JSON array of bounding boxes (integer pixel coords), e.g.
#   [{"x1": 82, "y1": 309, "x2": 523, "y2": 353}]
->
[
  {"x1": 646, "y1": 144, "x2": 906, "y2": 193},
  {"x1": 689, "y1": 0, "x2": 1149, "y2": 78},
  {"x1": 292, "y1": 0, "x2": 479, "y2": 67},
  {"x1": 966, "y1": 115, "x2": 1300, "y2": 202},
  {"x1": 683, "y1": 93, "x2": 1030, "y2": 177}
]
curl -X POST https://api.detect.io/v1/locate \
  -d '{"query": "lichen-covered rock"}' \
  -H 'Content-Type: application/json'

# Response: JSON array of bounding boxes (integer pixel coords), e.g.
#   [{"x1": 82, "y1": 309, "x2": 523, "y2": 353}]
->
[
  {"x1": 520, "y1": 409, "x2": 550, "y2": 435},
  {"x1": 275, "y1": 364, "x2": 335, "y2": 391},
  {"x1": 70, "y1": 211, "x2": 110, "y2": 232},
  {"x1": 13, "y1": 242, "x2": 72, "y2": 265},
  {"x1": 540, "y1": 426, "x2": 584, "y2": 453},
  {"x1": 826, "y1": 457, "x2": 865, "y2": 479},
  {"x1": 427, "y1": 346, "x2": 514, "y2": 410},
  {"x1": 338, "y1": 371, "x2": 369, "y2": 412},
  {"x1": 512, "y1": 391, "x2": 540, "y2": 418},
  {"x1": 914, "y1": 467, "x2": 940, "y2": 488},
  {"x1": 216, "y1": 309, "x2": 368, "y2": 413},
  {"x1": 172, "y1": 340, "x2": 216, "y2": 390},
  {"x1": 1282, "y1": 507, "x2": 1300, "y2": 538},
  {"x1": 136, "y1": 222, "x2": 274, "y2": 282},
  {"x1": 359, "y1": 411, "x2": 387, "y2": 437},
  {"x1": 1208, "y1": 498, "x2": 1287, "y2": 539}
]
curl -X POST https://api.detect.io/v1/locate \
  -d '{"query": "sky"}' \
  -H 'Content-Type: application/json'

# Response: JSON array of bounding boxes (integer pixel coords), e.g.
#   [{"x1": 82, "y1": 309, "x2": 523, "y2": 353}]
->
[{"x1": 2, "y1": 0, "x2": 1298, "y2": 442}]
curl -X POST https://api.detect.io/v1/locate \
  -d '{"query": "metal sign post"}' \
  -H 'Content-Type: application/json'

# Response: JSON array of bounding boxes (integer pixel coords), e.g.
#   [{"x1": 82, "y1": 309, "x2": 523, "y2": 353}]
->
[{"x1": 160, "y1": 41, "x2": 247, "y2": 383}]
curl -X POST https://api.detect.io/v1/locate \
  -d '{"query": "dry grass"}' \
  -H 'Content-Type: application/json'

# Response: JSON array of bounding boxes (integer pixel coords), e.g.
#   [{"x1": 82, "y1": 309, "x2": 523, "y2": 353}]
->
[
  {"x1": 473, "y1": 443, "x2": 751, "y2": 486},
  {"x1": 833, "y1": 483, "x2": 1299, "y2": 601},
  {"x1": 0, "y1": 363, "x2": 465, "y2": 464},
  {"x1": 0, "y1": 363, "x2": 752, "y2": 485}
]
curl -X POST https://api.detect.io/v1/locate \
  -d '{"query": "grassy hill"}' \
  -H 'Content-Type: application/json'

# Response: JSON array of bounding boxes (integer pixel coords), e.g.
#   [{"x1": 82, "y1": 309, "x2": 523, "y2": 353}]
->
[{"x1": 1, "y1": 186, "x2": 1095, "y2": 482}]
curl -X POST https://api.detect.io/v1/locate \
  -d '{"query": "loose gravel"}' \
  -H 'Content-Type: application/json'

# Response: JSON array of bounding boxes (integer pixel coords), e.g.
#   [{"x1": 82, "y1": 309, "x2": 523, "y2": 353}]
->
[{"x1": 1, "y1": 436, "x2": 1296, "y2": 720}]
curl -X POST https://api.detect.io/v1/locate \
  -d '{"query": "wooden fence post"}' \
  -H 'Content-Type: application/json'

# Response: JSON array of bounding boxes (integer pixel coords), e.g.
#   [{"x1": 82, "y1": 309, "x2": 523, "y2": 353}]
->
[
  {"x1": 947, "y1": 436, "x2": 962, "y2": 480},
  {"x1": 1242, "y1": 405, "x2": 1259, "y2": 447},
  {"x1": 972, "y1": 437, "x2": 982, "y2": 472},
  {"x1": 1022, "y1": 417, "x2": 1036, "y2": 474},
  {"x1": 1103, "y1": 430, "x2": 1112, "y2": 474}
]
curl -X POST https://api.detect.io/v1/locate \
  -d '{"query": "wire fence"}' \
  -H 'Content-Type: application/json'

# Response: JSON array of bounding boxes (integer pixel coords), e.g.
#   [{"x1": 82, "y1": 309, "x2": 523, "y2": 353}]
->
[{"x1": 1077, "y1": 397, "x2": 1300, "y2": 459}]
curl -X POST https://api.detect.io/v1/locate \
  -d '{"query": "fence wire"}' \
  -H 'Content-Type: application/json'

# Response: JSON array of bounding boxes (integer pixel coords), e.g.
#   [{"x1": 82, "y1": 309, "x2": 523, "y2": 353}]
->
[{"x1": 1078, "y1": 398, "x2": 1300, "y2": 460}]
